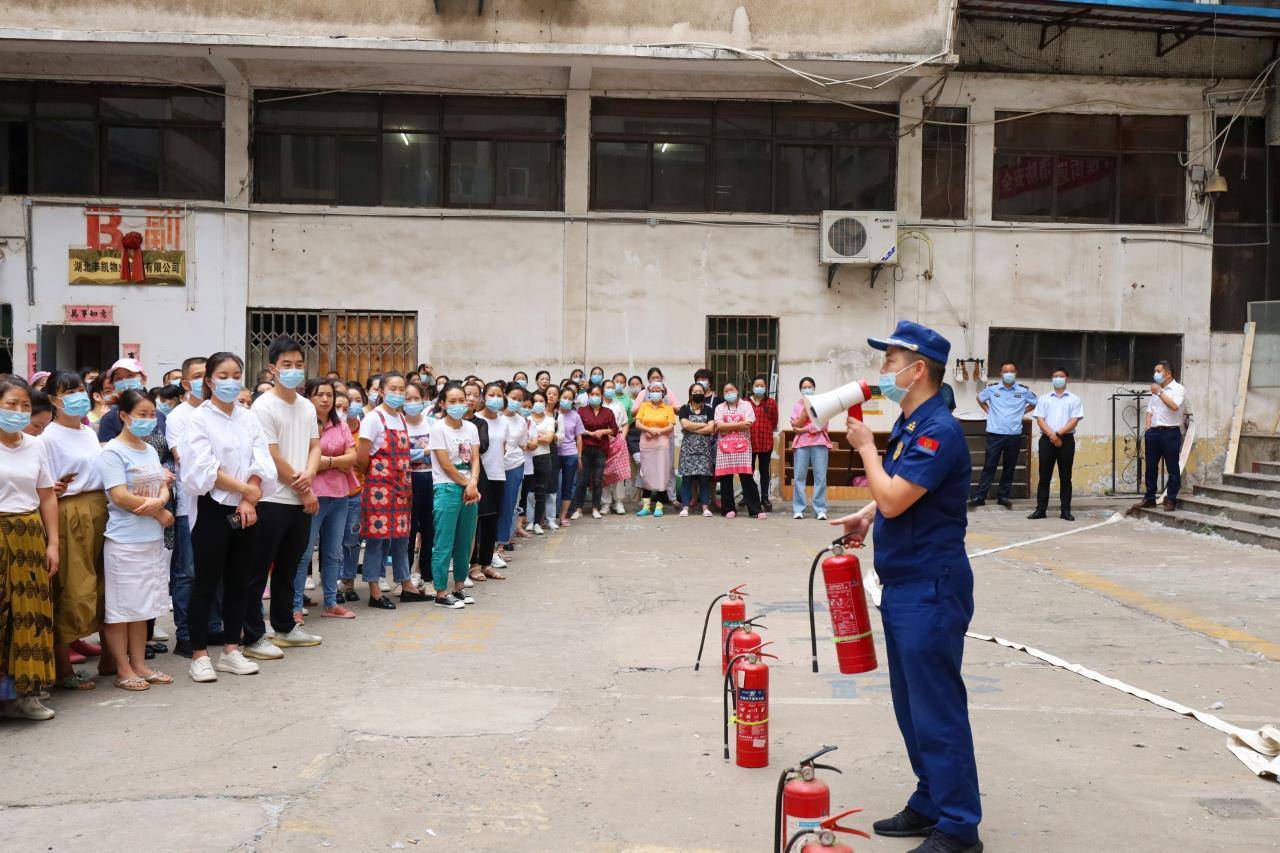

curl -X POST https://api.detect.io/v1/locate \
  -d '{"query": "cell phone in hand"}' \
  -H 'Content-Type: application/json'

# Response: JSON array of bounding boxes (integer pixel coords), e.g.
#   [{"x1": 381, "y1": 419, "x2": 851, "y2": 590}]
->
[
  {"x1": 60, "y1": 472, "x2": 78, "y2": 483},
  {"x1": 227, "y1": 513, "x2": 243, "y2": 530}
]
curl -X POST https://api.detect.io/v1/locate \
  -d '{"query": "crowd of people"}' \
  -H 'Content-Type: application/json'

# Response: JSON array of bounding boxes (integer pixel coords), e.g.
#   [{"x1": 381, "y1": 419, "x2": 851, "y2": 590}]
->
[{"x1": 0, "y1": 342, "x2": 834, "y2": 720}]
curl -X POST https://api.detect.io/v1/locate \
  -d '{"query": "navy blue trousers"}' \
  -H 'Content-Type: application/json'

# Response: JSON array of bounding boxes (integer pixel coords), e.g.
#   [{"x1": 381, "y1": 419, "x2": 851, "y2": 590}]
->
[
  {"x1": 1144, "y1": 426, "x2": 1182, "y2": 502},
  {"x1": 973, "y1": 432, "x2": 1020, "y2": 502},
  {"x1": 881, "y1": 571, "x2": 981, "y2": 844}
]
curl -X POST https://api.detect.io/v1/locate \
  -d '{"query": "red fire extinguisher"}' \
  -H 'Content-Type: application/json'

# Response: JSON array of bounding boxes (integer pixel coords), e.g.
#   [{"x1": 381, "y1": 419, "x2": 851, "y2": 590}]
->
[
  {"x1": 722, "y1": 641, "x2": 776, "y2": 768},
  {"x1": 774, "y1": 745, "x2": 843, "y2": 853},
  {"x1": 784, "y1": 809, "x2": 870, "y2": 853},
  {"x1": 724, "y1": 614, "x2": 767, "y2": 673},
  {"x1": 808, "y1": 540, "x2": 877, "y2": 675},
  {"x1": 695, "y1": 584, "x2": 748, "y2": 673}
]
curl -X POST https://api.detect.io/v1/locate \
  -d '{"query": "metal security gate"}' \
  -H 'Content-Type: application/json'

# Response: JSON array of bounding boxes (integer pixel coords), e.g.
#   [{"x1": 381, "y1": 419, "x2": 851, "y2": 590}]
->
[
  {"x1": 247, "y1": 309, "x2": 417, "y2": 382},
  {"x1": 706, "y1": 316, "x2": 780, "y2": 394}
]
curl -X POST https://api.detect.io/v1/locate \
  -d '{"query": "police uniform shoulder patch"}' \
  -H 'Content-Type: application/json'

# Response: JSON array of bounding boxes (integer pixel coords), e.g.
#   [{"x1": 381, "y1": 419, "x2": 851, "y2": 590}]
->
[{"x1": 917, "y1": 435, "x2": 939, "y2": 455}]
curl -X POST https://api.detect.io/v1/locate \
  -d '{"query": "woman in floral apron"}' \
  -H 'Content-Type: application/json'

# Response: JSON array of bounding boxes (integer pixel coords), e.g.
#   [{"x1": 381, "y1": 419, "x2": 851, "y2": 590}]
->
[{"x1": 713, "y1": 381, "x2": 764, "y2": 519}]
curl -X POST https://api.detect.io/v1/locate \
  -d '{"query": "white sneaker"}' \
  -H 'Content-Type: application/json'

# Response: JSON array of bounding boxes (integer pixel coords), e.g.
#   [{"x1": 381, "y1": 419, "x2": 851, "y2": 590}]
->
[
  {"x1": 570, "y1": 509, "x2": 583, "y2": 520},
  {"x1": 243, "y1": 637, "x2": 284, "y2": 660},
  {"x1": 189, "y1": 656, "x2": 218, "y2": 683},
  {"x1": 533, "y1": 523, "x2": 546, "y2": 535},
  {"x1": 215, "y1": 650, "x2": 260, "y2": 676},
  {"x1": 378, "y1": 578, "x2": 390, "y2": 592},
  {"x1": 304, "y1": 576, "x2": 316, "y2": 590},
  {"x1": 613, "y1": 502, "x2": 626, "y2": 515},
  {"x1": 274, "y1": 625, "x2": 322, "y2": 647},
  {"x1": 793, "y1": 512, "x2": 804, "y2": 520},
  {"x1": 2, "y1": 695, "x2": 55, "y2": 720},
  {"x1": 817, "y1": 512, "x2": 828, "y2": 521},
  {"x1": 679, "y1": 507, "x2": 689, "y2": 517},
  {"x1": 592, "y1": 508, "x2": 602, "y2": 519},
  {"x1": 151, "y1": 625, "x2": 170, "y2": 642},
  {"x1": 491, "y1": 553, "x2": 508, "y2": 569},
  {"x1": 524, "y1": 522, "x2": 535, "y2": 533},
  {"x1": 463, "y1": 576, "x2": 475, "y2": 588}
]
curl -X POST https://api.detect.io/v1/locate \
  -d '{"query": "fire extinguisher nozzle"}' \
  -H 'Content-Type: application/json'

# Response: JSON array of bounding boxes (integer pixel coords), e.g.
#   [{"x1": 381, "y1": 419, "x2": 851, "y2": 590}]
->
[{"x1": 811, "y1": 658, "x2": 819, "y2": 673}]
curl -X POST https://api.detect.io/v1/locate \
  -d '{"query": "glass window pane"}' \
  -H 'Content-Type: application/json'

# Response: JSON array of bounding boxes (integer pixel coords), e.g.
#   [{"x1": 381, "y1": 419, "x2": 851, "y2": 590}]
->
[
  {"x1": 448, "y1": 139, "x2": 493, "y2": 206},
  {"x1": 0, "y1": 121, "x2": 28, "y2": 194},
  {"x1": 775, "y1": 103, "x2": 896, "y2": 142},
  {"x1": 715, "y1": 101, "x2": 772, "y2": 136},
  {"x1": 169, "y1": 92, "x2": 224, "y2": 123},
  {"x1": 775, "y1": 145, "x2": 830, "y2": 214},
  {"x1": 1055, "y1": 155, "x2": 1114, "y2": 221},
  {"x1": 254, "y1": 133, "x2": 336, "y2": 202},
  {"x1": 337, "y1": 135, "x2": 378, "y2": 206},
  {"x1": 833, "y1": 145, "x2": 896, "y2": 210},
  {"x1": 1118, "y1": 153, "x2": 1183, "y2": 224},
  {"x1": 382, "y1": 132, "x2": 439, "y2": 206},
  {"x1": 1133, "y1": 335, "x2": 1181, "y2": 382},
  {"x1": 444, "y1": 97, "x2": 563, "y2": 134},
  {"x1": 1211, "y1": 224, "x2": 1267, "y2": 332},
  {"x1": 1212, "y1": 117, "x2": 1265, "y2": 224},
  {"x1": 922, "y1": 109, "x2": 967, "y2": 219},
  {"x1": 100, "y1": 88, "x2": 172, "y2": 121},
  {"x1": 1035, "y1": 331, "x2": 1083, "y2": 379},
  {"x1": 993, "y1": 154, "x2": 1053, "y2": 219},
  {"x1": 1119, "y1": 115, "x2": 1185, "y2": 152},
  {"x1": 1085, "y1": 333, "x2": 1131, "y2": 382},
  {"x1": 104, "y1": 126, "x2": 161, "y2": 196},
  {"x1": 0, "y1": 82, "x2": 33, "y2": 118},
  {"x1": 591, "y1": 141, "x2": 647, "y2": 209},
  {"x1": 591, "y1": 99, "x2": 712, "y2": 136},
  {"x1": 989, "y1": 329, "x2": 1036, "y2": 377},
  {"x1": 163, "y1": 126, "x2": 222, "y2": 199},
  {"x1": 383, "y1": 95, "x2": 441, "y2": 132},
  {"x1": 714, "y1": 139, "x2": 771, "y2": 212},
  {"x1": 256, "y1": 92, "x2": 378, "y2": 129},
  {"x1": 33, "y1": 120, "x2": 96, "y2": 194},
  {"x1": 652, "y1": 142, "x2": 706, "y2": 210},
  {"x1": 35, "y1": 84, "x2": 96, "y2": 119},
  {"x1": 996, "y1": 112, "x2": 1117, "y2": 151},
  {"x1": 497, "y1": 140, "x2": 555, "y2": 209}
]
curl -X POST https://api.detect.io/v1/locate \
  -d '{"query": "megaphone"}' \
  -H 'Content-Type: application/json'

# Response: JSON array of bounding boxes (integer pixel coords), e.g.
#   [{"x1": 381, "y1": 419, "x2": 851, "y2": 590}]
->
[{"x1": 805, "y1": 380, "x2": 872, "y2": 425}]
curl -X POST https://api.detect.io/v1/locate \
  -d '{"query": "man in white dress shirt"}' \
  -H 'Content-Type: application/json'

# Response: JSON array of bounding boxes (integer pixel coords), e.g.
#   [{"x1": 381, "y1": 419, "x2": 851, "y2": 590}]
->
[
  {"x1": 1027, "y1": 368, "x2": 1084, "y2": 521},
  {"x1": 1139, "y1": 360, "x2": 1187, "y2": 511}
]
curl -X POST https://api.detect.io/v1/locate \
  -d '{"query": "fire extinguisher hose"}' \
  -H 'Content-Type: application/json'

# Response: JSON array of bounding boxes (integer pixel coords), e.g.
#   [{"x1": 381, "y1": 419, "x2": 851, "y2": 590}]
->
[
  {"x1": 772, "y1": 767, "x2": 790, "y2": 853},
  {"x1": 694, "y1": 592, "x2": 728, "y2": 672},
  {"x1": 722, "y1": 652, "x2": 748, "y2": 761},
  {"x1": 807, "y1": 544, "x2": 834, "y2": 673}
]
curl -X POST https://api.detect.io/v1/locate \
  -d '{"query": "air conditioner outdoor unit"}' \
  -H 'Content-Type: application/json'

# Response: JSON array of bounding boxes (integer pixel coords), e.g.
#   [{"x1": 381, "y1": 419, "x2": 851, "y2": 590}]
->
[{"x1": 819, "y1": 211, "x2": 898, "y2": 265}]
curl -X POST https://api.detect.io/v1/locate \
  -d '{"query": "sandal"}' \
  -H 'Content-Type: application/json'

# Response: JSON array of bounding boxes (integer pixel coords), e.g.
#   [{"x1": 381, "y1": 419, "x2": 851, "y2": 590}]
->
[
  {"x1": 481, "y1": 567, "x2": 506, "y2": 580},
  {"x1": 141, "y1": 671, "x2": 173, "y2": 685},
  {"x1": 468, "y1": 568, "x2": 487, "y2": 582},
  {"x1": 55, "y1": 672, "x2": 97, "y2": 691},
  {"x1": 113, "y1": 676, "x2": 150, "y2": 691}
]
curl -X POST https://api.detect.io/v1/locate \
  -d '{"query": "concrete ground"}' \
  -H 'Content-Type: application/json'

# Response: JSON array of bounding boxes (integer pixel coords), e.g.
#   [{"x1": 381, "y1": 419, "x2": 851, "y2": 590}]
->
[{"x1": 3, "y1": 504, "x2": 1279, "y2": 852}]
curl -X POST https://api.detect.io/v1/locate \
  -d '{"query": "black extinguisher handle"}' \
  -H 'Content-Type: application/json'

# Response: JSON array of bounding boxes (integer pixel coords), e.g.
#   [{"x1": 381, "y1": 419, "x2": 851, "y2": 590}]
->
[
  {"x1": 694, "y1": 592, "x2": 728, "y2": 672},
  {"x1": 798, "y1": 744, "x2": 840, "y2": 767},
  {"x1": 721, "y1": 651, "x2": 750, "y2": 762},
  {"x1": 773, "y1": 766, "x2": 792, "y2": 853},
  {"x1": 723, "y1": 614, "x2": 767, "y2": 669},
  {"x1": 807, "y1": 547, "x2": 832, "y2": 673}
]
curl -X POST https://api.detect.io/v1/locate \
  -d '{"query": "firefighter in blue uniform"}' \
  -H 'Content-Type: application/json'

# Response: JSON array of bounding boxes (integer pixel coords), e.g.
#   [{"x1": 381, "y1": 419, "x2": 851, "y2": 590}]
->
[{"x1": 831, "y1": 320, "x2": 983, "y2": 853}]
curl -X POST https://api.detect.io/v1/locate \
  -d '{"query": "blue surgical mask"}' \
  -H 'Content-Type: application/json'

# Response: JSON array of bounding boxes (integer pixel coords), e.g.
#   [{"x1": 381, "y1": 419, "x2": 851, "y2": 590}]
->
[
  {"x1": 1002, "y1": 372, "x2": 1016, "y2": 385},
  {"x1": 368, "y1": 392, "x2": 380, "y2": 404},
  {"x1": 589, "y1": 395, "x2": 602, "y2": 406},
  {"x1": 1052, "y1": 376, "x2": 1066, "y2": 390},
  {"x1": 168, "y1": 378, "x2": 182, "y2": 388},
  {"x1": 485, "y1": 397, "x2": 505, "y2": 412},
  {"x1": 515, "y1": 379, "x2": 527, "y2": 389},
  {"x1": 188, "y1": 379, "x2": 204, "y2": 400},
  {"x1": 278, "y1": 368, "x2": 305, "y2": 390},
  {"x1": 0, "y1": 409, "x2": 31, "y2": 434},
  {"x1": 520, "y1": 407, "x2": 532, "y2": 418},
  {"x1": 877, "y1": 363, "x2": 916, "y2": 406},
  {"x1": 446, "y1": 403, "x2": 468, "y2": 420},
  {"x1": 604, "y1": 388, "x2": 616, "y2": 399},
  {"x1": 752, "y1": 386, "x2": 766, "y2": 397},
  {"x1": 801, "y1": 388, "x2": 815, "y2": 396},
  {"x1": 590, "y1": 374, "x2": 604, "y2": 384},
  {"x1": 725, "y1": 392, "x2": 739, "y2": 404},
  {"x1": 128, "y1": 417, "x2": 157, "y2": 438},
  {"x1": 1153, "y1": 372, "x2": 1164, "y2": 384},
  {"x1": 560, "y1": 398, "x2": 573, "y2": 410},
  {"x1": 648, "y1": 392, "x2": 663, "y2": 403},
  {"x1": 384, "y1": 393, "x2": 405, "y2": 410},
  {"x1": 212, "y1": 378, "x2": 243, "y2": 403},
  {"x1": 507, "y1": 399, "x2": 521, "y2": 412},
  {"x1": 404, "y1": 401, "x2": 426, "y2": 416},
  {"x1": 157, "y1": 402, "x2": 175, "y2": 416},
  {"x1": 114, "y1": 377, "x2": 144, "y2": 393},
  {"x1": 60, "y1": 391, "x2": 91, "y2": 418},
  {"x1": 576, "y1": 393, "x2": 588, "y2": 407},
  {"x1": 533, "y1": 402, "x2": 546, "y2": 414},
  {"x1": 349, "y1": 404, "x2": 364, "y2": 419}
]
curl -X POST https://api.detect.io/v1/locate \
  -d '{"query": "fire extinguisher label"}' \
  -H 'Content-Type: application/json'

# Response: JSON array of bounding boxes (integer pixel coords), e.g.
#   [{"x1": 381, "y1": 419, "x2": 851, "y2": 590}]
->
[
  {"x1": 785, "y1": 815, "x2": 825, "y2": 845},
  {"x1": 827, "y1": 580, "x2": 867, "y2": 637},
  {"x1": 738, "y1": 688, "x2": 765, "y2": 702}
]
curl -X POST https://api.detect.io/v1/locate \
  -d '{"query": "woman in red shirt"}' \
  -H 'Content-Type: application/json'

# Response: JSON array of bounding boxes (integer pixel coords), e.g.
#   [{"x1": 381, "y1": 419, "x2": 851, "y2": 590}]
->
[
  {"x1": 570, "y1": 384, "x2": 619, "y2": 519},
  {"x1": 747, "y1": 374, "x2": 779, "y2": 513}
]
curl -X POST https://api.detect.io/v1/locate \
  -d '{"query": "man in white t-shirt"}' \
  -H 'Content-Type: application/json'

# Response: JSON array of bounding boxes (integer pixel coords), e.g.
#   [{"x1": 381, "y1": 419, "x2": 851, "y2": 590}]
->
[
  {"x1": 1140, "y1": 359, "x2": 1188, "y2": 511},
  {"x1": 243, "y1": 337, "x2": 321, "y2": 658},
  {"x1": 163, "y1": 355, "x2": 223, "y2": 657}
]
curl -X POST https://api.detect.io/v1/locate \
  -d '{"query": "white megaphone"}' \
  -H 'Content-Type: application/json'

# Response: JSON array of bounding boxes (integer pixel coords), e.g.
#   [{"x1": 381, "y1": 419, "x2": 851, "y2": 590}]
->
[{"x1": 805, "y1": 380, "x2": 872, "y2": 425}]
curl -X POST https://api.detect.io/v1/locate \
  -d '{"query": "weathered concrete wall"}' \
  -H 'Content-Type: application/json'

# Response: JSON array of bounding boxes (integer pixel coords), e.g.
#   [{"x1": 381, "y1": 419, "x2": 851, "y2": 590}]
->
[{"x1": 3, "y1": 0, "x2": 952, "y2": 57}]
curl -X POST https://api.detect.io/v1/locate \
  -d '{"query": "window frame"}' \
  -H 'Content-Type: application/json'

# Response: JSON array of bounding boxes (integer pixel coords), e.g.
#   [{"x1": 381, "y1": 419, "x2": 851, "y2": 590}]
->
[
  {"x1": 704, "y1": 315, "x2": 781, "y2": 394},
  {"x1": 987, "y1": 327, "x2": 1183, "y2": 382},
  {"x1": 590, "y1": 98, "x2": 898, "y2": 214},
  {"x1": 252, "y1": 91, "x2": 565, "y2": 210},
  {"x1": 920, "y1": 106, "x2": 969, "y2": 221},
  {"x1": 992, "y1": 111, "x2": 1187, "y2": 225}
]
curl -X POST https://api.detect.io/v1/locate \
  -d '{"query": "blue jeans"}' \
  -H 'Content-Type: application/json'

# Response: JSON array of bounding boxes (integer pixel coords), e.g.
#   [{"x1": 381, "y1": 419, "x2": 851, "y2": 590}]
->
[
  {"x1": 557, "y1": 453, "x2": 579, "y2": 514},
  {"x1": 792, "y1": 445, "x2": 829, "y2": 515},
  {"x1": 680, "y1": 475, "x2": 713, "y2": 507},
  {"x1": 293, "y1": 496, "x2": 348, "y2": 610},
  {"x1": 170, "y1": 514, "x2": 221, "y2": 643},
  {"x1": 364, "y1": 536, "x2": 410, "y2": 583},
  {"x1": 497, "y1": 466, "x2": 525, "y2": 543},
  {"x1": 341, "y1": 494, "x2": 362, "y2": 581}
]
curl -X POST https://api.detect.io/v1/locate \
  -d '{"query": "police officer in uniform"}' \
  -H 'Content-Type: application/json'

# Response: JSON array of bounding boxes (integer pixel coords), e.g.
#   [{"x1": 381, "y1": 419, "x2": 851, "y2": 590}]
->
[{"x1": 831, "y1": 320, "x2": 982, "y2": 853}]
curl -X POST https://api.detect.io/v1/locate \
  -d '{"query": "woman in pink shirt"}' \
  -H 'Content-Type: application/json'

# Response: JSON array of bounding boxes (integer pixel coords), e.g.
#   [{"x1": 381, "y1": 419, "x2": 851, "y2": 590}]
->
[{"x1": 790, "y1": 375, "x2": 831, "y2": 520}]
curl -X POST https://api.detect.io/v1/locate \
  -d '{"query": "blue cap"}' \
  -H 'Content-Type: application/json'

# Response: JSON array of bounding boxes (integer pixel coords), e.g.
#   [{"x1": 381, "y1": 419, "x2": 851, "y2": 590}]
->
[{"x1": 868, "y1": 320, "x2": 951, "y2": 365}]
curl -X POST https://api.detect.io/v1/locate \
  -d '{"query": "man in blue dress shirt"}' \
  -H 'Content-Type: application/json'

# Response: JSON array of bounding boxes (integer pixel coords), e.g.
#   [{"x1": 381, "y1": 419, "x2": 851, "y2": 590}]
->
[
  {"x1": 969, "y1": 361, "x2": 1035, "y2": 509},
  {"x1": 832, "y1": 320, "x2": 983, "y2": 853}
]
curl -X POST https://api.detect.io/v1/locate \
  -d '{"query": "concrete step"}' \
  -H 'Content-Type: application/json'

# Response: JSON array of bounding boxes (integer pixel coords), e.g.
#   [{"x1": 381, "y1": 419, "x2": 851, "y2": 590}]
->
[
  {"x1": 1177, "y1": 495, "x2": 1280, "y2": 530},
  {"x1": 1195, "y1": 483, "x2": 1280, "y2": 512},
  {"x1": 1255, "y1": 460, "x2": 1280, "y2": 476},
  {"x1": 1132, "y1": 506, "x2": 1280, "y2": 550},
  {"x1": 1222, "y1": 472, "x2": 1280, "y2": 493}
]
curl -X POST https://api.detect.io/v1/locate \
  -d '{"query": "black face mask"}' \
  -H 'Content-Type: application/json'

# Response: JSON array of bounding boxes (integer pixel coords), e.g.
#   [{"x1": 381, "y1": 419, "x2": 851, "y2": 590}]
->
[{"x1": 690, "y1": 393, "x2": 706, "y2": 403}]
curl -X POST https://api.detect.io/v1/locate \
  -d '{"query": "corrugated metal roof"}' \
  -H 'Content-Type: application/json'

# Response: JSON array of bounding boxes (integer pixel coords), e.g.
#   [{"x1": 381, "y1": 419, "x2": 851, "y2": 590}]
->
[{"x1": 960, "y1": 0, "x2": 1280, "y2": 40}]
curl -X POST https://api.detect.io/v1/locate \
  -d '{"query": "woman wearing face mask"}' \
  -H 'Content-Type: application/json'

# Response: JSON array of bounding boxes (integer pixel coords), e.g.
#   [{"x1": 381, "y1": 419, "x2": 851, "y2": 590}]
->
[
  {"x1": 345, "y1": 386, "x2": 368, "y2": 434},
  {"x1": 433, "y1": 374, "x2": 450, "y2": 400},
  {"x1": 38, "y1": 371, "x2": 109, "y2": 691},
  {"x1": 601, "y1": 380, "x2": 631, "y2": 514},
  {"x1": 677, "y1": 382, "x2": 716, "y2": 517},
  {"x1": 748, "y1": 374, "x2": 779, "y2": 513},
  {"x1": 331, "y1": 391, "x2": 364, "y2": 603},
  {"x1": 366, "y1": 375, "x2": 382, "y2": 408},
  {"x1": 294, "y1": 379, "x2": 358, "y2": 620},
  {"x1": 0, "y1": 375, "x2": 61, "y2": 720},
  {"x1": 554, "y1": 383, "x2": 584, "y2": 526},
  {"x1": 471, "y1": 382, "x2": 510, "y2": 581},
  {"x1": 429, "y1": 384, "x2": 481, "y2": 608},
  {"x1": 790, "y1": 376, "x2": 831, "y2": 521},
  {"x1": 357, "y1": 372, "x2": 428, "y2": 608},
  {"x1": 87, "y1": 375, "x2": 112, "y2": 427},
  {"x1": 524, "y1": 389, "x2": 556, "y2": 536},
  {"x1": 570, "y1": 383, "x2": 618, "y2": 520},
  {"x1": 495, "y1": 385, "x2": 530, "y2": 563},
  {"x1": 182, "y1": 352, "x2": 274, "y2": 684},
  {"x1": 633, "y1": 381, "x2": 677, "y2": 517},
  {"x1": 96, "y1": 358, "x2": 160, "y2": 443},
  {"x1": 403, "y1": 382, "x2": 437, "y2": 592},
  {"x1": 97, "y1": 389, "x2": 175, "y2": 691},
  {"x1": 511, "y1": 371, "x2": 530, "y2": 392},
  {"x1": 156, "y1": 384, "x2": 183, "y2": 418},
  {"x1": 715, "y1": 382, "x2": 764, "y2": 519}
]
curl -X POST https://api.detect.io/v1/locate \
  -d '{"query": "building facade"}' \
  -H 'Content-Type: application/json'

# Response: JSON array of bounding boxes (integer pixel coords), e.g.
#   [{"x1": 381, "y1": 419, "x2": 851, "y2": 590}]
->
[{"x1": 1, "y1": 0, "x2": 1276, "y2": 495}]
